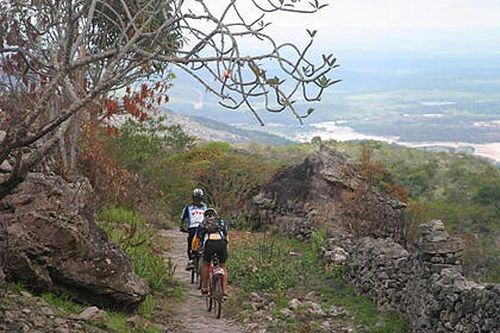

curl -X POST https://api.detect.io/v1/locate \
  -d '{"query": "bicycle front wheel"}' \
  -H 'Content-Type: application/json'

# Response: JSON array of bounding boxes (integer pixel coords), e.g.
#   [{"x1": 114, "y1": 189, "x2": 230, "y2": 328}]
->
[{"x1": 191, "y1": 257, "x2": 199, "y2": 284}]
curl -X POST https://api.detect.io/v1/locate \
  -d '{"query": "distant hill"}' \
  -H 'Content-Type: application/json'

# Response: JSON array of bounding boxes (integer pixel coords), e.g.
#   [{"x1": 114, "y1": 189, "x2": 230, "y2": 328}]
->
[{"x1": 163, "y1": 109, "x2": 294, "y2": 146}]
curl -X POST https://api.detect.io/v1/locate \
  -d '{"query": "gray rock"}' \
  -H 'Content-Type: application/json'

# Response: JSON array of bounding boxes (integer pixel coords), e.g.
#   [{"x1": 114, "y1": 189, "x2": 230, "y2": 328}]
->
[
  {"x1": 321, "y1": 246, "x2": 349, "y2": 265},
  {"x1": 280, "y1": 308, "x2": 293, "y2": 318},
  {"x1": 288, "y1": 298, "x2": 302, "y2": 310},
  {"x1": 244, "y1": 146, "x2": 406, "y2": 242},
  {"x1": 0, "y1": 173, "x2": 149, "y2": 308},
  {"x1": 40, "y1": 306, "x2": 55, "y2": 316},
  {"x1": 249, "y1": 292, "x2": 263, "y2": 303},
  {"x1": 420, "y1": 220, "x2": 448, "y2": 242},
  {"x1": 54, "y1": 318, "x2": 67, "y2": 326},
  {"x1": 76, "y1": 306, "x2": 105, "y2": 321},
  {"x1": 55, "y1": 328, "x2": 70, "y2": 333},
  {"x1": 0, "y1": 159, "x2": 12, "y2": 173},
  {"x1": 303, "y1": 301, "x2": 326, "y2": 316},
  {"x1": 328, "y1": 305, "x2": 349, "y2": 317}
]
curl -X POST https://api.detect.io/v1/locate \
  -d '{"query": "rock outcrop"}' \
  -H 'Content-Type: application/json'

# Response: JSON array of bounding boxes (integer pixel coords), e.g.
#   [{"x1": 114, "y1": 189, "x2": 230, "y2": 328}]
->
[
  {"x1": 322, "y1": 220, "x2": 500, "y2": 333},
  {"x1": 246, "y1": 146, "x2": 406, "y2": 242},
  {"x1": 0, "y1": 172, "x2": 149, "y2": 309}
]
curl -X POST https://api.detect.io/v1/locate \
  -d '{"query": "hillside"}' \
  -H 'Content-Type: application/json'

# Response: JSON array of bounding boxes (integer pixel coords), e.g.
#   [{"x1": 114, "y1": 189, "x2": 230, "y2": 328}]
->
[{"x1": 163, "y1": 110, "x2": 293, "y2": 146}]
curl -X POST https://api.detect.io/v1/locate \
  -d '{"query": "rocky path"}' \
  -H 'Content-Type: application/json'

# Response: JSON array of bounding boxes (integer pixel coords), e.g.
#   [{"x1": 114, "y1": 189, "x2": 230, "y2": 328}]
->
[{"x1": 158, "y1": 229, "x2": 246, "y2": 333}]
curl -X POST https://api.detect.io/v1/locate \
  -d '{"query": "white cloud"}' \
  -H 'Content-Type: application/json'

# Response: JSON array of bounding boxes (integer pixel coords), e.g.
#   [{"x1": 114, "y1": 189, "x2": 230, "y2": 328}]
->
[
  {"x1": 270, "y1": 0, "x2": 500, "y2": 30},
  {"x1": 256, "y1": 0, "x2": 500, "y2": 52},
  {"x1": 186, "y1": 1, "x2": 500, "y2": 53}
]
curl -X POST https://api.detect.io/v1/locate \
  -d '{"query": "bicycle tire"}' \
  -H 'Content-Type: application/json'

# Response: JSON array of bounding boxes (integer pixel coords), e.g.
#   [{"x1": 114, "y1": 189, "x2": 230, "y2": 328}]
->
[
  {"x1": 206, "y1": 275, "x2": 212, "y2": 312},
  {"x1": 195, "y1": 258, "x2": 201, "y2": 285},
  {"x1": 214, "y1": 275, "x2": 223, "y2": 319},
  {"x1": 191, "y1": 256, "x2": 200, "y2": 284}
]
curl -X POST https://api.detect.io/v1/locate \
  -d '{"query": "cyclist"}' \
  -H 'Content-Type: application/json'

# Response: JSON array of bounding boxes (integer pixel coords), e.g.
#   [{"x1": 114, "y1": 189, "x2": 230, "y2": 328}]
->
[
  {"x1": 191, "y1": 208, "x2": 229, "y2": 297},
  {"x1": 180, "y1": 188, "x2": 207, "y2": 271}
]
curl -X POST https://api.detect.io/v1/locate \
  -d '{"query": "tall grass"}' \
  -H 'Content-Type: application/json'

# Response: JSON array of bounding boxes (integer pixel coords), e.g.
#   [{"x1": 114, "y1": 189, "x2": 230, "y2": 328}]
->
[
  {"x1": 97, "y1": 207, "x2": 172, "y2": 292},
  {"x1": 227, "y1": 230, "x2": 408, "y2": 333}
]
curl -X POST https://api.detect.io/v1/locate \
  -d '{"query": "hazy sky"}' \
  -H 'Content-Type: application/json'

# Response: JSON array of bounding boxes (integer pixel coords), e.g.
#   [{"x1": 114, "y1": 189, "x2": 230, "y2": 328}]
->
[{"x1": 256, "y1": 0, "x2": 500, "y2": 54}]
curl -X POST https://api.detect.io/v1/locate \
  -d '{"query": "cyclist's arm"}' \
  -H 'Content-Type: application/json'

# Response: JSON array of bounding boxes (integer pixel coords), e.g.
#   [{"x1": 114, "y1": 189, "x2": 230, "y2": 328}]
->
[
  {"x1": 221, "y1": 220, "x2": 229, "y2": 242},
  {"x1": 180, "y1": 205, "x2": 189, "y2": 228}
]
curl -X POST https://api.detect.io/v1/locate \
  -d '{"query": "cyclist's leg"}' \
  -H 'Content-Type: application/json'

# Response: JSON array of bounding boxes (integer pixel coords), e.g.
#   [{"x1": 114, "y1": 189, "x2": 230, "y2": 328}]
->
[
  {"x1": 219, "y1": 262, "x2": 228, "y2": 294},
  {"x1": 200, "y1": 261, "x2": 210, "y2": 293},
  {"x1": 201, "y1": 241, "x2": 213, "y2": 293},
  {"x1": 215, "y1": 240, "x2": 229, "y2": 295},
  {"x1": 187, "y1": 228, "x2": 196, "y2": 260}
]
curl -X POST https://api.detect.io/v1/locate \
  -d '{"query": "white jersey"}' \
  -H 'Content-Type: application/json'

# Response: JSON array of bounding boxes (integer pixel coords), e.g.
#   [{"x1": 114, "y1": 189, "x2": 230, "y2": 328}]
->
[{"x1": 180, "y1": 203, "x2": 207, "y2": 229}]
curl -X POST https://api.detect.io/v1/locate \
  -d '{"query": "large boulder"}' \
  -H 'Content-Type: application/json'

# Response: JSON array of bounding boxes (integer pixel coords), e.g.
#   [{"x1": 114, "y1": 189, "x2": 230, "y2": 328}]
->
[
  {"x1": 0, "y1": 172, "x2": 148, "y2": 309},
  {"x1": 246, "y1": 145, "x2": 406, "y2": 241}
]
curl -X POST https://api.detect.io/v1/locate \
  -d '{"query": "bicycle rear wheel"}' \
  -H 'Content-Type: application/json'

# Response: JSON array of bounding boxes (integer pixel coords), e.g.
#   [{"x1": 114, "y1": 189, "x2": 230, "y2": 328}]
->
[
  {"x1": 205, "y1": 293, "x2": 212, "y2": 312},
  {"x1": 206, "y1": 275, "x2": 212, "y2": 312},
  {"x1": 214, "y1": 275, "x2": 223, "y2": 319}
]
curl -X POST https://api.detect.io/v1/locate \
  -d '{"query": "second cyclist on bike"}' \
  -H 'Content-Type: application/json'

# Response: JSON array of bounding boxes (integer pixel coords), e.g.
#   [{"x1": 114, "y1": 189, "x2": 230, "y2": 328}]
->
[{"x1": 191, "y1": 208, "x2": 229, "y2": 297}]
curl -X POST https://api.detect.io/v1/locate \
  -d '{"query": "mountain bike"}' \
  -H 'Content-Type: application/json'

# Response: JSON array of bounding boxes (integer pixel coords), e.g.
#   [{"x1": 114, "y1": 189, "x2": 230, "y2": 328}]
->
[{"x1": 205, "y1": 253, "x2": 224, "y2": 319}]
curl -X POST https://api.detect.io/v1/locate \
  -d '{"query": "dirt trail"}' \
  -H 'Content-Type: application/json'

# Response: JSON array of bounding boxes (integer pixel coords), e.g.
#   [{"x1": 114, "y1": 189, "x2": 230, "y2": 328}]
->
[{"x1": 158, "y1": 229, "x2": 246, "y2": 333}]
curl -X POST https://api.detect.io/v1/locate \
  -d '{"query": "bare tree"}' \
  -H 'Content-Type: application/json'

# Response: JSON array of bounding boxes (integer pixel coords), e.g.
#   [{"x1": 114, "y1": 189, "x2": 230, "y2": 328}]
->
[{"x1": 0, "y1": 0, "x2": 339, "y2": 199}]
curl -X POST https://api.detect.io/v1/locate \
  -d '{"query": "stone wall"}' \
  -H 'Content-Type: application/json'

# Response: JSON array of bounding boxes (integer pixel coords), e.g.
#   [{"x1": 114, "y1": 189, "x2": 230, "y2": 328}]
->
[{"x1": 322, "y1": 220, "x2": 500, "y2": 333}]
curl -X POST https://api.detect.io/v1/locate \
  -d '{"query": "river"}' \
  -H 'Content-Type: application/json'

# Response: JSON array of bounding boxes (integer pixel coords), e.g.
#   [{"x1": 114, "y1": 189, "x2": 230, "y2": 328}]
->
[{"x1": 296, "y1": 121, "x2": 500, "y2": 164}]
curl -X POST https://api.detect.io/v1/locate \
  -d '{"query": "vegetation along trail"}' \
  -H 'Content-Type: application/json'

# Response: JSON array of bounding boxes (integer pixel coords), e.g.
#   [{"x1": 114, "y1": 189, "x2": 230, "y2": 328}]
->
[{"x1": 158, "y1": 229, "x2": 246, "y2": 333}]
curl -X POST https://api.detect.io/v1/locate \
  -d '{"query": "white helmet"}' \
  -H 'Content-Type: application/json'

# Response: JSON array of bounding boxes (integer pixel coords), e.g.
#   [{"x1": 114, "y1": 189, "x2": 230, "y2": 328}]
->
[{"x1": 192, "y1": 188, "x2": 204, "y2": 199}]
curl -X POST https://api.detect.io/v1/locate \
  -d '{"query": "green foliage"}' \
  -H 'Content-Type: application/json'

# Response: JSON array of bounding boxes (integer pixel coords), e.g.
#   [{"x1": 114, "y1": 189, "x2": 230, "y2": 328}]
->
[
  {"x1": 40, "y1": 292, "x2": 85, "y2": 314},
  {"x1": 138, "y1": 295, "x2": 157, "y2": 319},
  {"x1": 228, "y1": 231, "x2": 408, "y2": 332},
  {"x1": 100, "y1": 312, "x2": 161, "y2": 333},
  {"x1": 14, "y1": 281, "x2": 26, "y2": 294},
  {"x1": 108, "y1": 117, "x2": 194, "y2": 172},
  {"x1": 320, "y1": 276, "x2": 407, "y2": 332},
  {"x1": 229, "y1": 235, "x2": 297, "y2": 292},
  {"x1": 97, "y1": 207, "x2": 173, "y2": 292},
  {"x1": 106, "y1": 122, "x2": 282, "y2": 220},
  {"x1": 474, "y1": 180, "x2": 500, "y2": 207}
]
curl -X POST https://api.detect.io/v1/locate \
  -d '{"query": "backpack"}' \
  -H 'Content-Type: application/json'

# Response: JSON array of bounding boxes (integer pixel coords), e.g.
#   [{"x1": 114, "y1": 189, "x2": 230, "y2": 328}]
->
[{"x1": 204, "y1": 216, "x2": 222, "y2": 234}]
